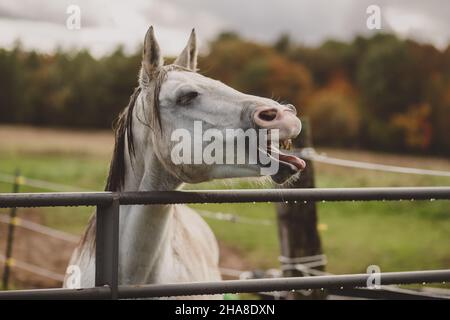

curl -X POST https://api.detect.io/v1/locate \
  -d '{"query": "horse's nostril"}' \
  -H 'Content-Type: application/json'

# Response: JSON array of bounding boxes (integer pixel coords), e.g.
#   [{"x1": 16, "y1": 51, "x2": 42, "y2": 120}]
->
[{"x1": 257, "y1": 109, "x2": 278, "y2": 122}]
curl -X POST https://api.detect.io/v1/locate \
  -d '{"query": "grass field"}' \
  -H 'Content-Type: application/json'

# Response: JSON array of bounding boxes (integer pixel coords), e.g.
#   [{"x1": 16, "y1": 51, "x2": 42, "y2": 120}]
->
[{"x1": 1, "y1": 125, "x2": 449, "y2": 282}]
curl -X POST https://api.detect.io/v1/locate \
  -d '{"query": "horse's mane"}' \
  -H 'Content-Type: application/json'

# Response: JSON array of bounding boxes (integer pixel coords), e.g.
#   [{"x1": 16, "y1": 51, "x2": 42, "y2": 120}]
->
[
  {"x1": 78, "y1": 65, "x2": 190, "y2": 252},
  {"x1": 105, "y1": 65, "x2": 187, "y2": 192},
  {"x1": 105, "y1": 86, "x2": 141, "y2": 192}
]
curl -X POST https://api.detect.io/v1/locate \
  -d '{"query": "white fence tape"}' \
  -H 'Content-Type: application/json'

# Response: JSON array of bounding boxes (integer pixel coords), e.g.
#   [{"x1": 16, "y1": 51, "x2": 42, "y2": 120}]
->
[
  {"x1": 0, "y1": 214, "x2": 79, "y2": 243},
  {"x1": 299, "y1": 148, "x2": 450, "y2": 177},
  {"x1": 0, "y1": 172, "x2": 90, "y2": 192},
  {"x1": 0, "y1": 254, "x2": 65, "y2": 282}
]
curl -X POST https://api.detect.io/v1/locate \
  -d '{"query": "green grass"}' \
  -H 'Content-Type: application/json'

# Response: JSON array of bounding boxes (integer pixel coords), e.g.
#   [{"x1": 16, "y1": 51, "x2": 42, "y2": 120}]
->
[
  {"x1": 1, "y1": 145, "x2": 449, "y2": 281},
  {"x1": 189, "y1": 183, "x2": 450, "y2": 276},
  {"x1": 0, "y1": 151, "x2": 108, "y2": 234}
]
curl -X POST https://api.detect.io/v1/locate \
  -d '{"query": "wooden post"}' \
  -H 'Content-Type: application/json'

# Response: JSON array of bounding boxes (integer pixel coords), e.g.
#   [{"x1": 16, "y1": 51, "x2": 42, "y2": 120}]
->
[{"x1": 275, "y1": 119, "x2": 326, "y2": 300}]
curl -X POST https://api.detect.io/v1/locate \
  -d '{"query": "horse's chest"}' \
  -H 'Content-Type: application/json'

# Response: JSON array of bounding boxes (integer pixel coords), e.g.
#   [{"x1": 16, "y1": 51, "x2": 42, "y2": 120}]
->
[{"x1": 153, "y1": 209, "x2": 221, "y2": 283}]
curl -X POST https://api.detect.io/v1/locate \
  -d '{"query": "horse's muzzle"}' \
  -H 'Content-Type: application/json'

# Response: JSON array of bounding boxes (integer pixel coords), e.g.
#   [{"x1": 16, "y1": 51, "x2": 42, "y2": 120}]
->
[{"x1": 253, "y1": 105, "x2": 302, "y2": 140}]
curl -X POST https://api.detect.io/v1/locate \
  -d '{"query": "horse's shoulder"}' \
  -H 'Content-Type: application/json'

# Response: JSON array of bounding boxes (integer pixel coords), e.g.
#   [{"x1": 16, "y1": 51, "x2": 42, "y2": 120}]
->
[
  {"x1": 172, "y1": 205, "x2": 219, "y2": 258},
  {"x1": 169, "y1": 205, "x2": 220, "y2": 280}
]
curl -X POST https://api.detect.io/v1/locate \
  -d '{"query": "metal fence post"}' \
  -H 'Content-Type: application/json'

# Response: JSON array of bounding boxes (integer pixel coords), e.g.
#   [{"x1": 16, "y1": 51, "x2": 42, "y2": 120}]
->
[
  {"x1": 2, "y1": 169, "x2": 21, "y2": 290},
  {"x1": 95, "y1": 196, "x2": 119, "y2": 299},
  {"x1": 275, "y1": 119, "x2": 327, "y2": 300}
]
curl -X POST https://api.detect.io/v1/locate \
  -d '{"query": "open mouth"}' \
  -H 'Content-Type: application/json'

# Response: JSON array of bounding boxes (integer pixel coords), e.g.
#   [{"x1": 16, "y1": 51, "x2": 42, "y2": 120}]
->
[
  {"x1": 258, "y1": 134, "x2": 306, "y2": 184},
  {"x1": 274, "y1": 139, "x2": 306, "y2": 171}
]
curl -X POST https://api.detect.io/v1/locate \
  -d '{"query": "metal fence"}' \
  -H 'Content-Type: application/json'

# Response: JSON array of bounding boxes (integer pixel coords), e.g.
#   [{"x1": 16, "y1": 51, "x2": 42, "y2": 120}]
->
[{"x1": 1, "y1": 187, "x2": 450, "y2": 299}]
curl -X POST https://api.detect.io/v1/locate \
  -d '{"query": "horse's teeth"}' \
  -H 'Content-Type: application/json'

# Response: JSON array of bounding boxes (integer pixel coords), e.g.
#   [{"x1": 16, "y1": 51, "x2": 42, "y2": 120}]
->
[
  {"x1": 286, "y1": 139, "x2": 292, "y2": 150},
  {"x1": 279, "y1": 139, "x2": 293, "y2": 150},
  {"x1": 280, "y1": 139, "x2": 290, "y2": 150}
]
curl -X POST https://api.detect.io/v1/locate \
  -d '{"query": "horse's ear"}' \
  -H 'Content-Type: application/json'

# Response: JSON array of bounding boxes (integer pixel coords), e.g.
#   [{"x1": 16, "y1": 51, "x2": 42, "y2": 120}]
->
[
  {"x1": 174, "y1": 29, "x2": 197, "y2": 71},
  {"x1": 142, "y1": 26, "x2": 163, "y2": 75}
]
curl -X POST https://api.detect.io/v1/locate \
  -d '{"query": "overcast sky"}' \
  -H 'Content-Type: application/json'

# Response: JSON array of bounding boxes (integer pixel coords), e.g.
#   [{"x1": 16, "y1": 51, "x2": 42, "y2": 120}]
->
[{"x1": 0, "y1": 0, "x2": 449, "y2": 57}]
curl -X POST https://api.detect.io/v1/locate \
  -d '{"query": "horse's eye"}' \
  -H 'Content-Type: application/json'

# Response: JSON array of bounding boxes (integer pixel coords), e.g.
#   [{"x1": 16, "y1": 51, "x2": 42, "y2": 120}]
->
[{"x1": 177, "y1": 91, "x2": 199, "y2": 105}]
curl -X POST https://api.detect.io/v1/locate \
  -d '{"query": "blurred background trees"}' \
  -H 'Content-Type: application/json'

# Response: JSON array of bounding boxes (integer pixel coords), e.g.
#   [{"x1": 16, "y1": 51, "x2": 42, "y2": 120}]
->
[{"x1": 0, "y1": 32, "x2": 449, "y2": 155}]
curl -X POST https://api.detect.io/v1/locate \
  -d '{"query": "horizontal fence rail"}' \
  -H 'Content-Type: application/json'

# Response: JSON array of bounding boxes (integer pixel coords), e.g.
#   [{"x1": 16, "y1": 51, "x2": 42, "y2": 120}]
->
[
  {"x1": 1, "y1": 187, "x2": 450, "y2": 300},
  {"x1": 0, "y1": 192, "x2": 112, "y2": 208},
  {"x1": 118, "y1": 270, "x2": 450, "y2": 299},
  {"x1": 1, "y1": 187, "x2": 450, "y2": 208},
  {"x1": 0, "y1": 270, "x2": 449, "y2": 300}
]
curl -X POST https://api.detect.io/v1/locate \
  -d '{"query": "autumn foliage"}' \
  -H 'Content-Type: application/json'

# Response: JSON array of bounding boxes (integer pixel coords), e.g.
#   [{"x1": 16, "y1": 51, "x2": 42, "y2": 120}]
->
[{"x1": 0, "y1": 32, "x2": 449, "y2": 155}]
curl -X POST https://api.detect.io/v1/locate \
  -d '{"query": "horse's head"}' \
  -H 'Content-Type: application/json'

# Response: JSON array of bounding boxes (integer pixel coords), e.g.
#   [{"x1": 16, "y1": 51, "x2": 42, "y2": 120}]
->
[{"x1": 135, "y1": 27, "x2": 305, "y2": 185}]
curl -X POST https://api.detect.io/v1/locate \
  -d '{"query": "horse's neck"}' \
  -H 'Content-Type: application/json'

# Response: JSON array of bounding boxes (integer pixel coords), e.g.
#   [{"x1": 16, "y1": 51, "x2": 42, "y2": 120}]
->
[{"x1": 118, "y1": 128, "x2": 182, "y2": 284}]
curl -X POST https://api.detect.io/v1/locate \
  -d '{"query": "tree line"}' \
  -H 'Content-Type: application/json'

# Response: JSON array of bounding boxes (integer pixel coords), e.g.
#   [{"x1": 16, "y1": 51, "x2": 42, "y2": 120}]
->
[{"x1": 0, "y1": 32, "x2": 449, "y2": 155}]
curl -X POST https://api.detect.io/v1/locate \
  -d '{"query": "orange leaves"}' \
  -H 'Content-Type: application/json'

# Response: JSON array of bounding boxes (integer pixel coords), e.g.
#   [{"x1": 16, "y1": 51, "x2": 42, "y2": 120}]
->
[
  {"x1": 391, "y1": 104, "x2": 433, "y2": 149},
  {"x1": 199, "y1": 37, "x2": 312, "y2": 110}
]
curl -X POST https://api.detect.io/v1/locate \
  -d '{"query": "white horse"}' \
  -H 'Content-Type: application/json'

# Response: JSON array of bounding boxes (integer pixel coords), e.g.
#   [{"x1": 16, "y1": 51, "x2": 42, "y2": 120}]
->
[{"x1": 64, "y1": 27, "x2": 305, "y2": 297}]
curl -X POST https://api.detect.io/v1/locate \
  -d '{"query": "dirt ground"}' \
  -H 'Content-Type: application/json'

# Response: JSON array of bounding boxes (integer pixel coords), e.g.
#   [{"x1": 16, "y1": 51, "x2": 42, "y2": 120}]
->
[
  {"x1": 0, "y1": 125, "x2": 113, "y2": 156},
  {"x1": 0, "y1": 209, "x2": 251, "y2": 289}
]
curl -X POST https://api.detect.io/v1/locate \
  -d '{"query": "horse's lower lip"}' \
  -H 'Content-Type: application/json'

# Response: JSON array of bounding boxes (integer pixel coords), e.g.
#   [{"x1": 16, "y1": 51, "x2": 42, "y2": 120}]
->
[
  {"x1": 270, "y1": 159, "x2": 303, "y2": 184},
  {"x1": 278, "y1": 153, "x2": 306, "y2": 171},
  {"x1": 257, "y1": 146, "x2": 306, "y2": 184},
  {"x1": 267, "y1": 146, "x2": 306, "y2": 172},
  {"x1": 263, "y1": 136, "x2": 305, "y2": 172}
]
